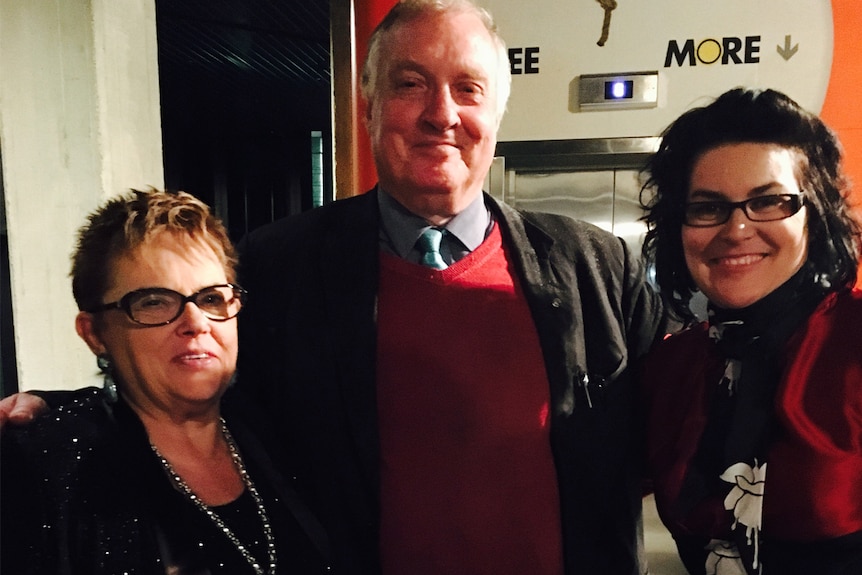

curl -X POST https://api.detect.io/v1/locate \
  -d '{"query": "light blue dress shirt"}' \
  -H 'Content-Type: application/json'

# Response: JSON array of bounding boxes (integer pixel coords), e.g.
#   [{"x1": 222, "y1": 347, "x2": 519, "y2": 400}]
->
[{"x1": 377, "y1": 189, "x2": 494, "y2": 266}]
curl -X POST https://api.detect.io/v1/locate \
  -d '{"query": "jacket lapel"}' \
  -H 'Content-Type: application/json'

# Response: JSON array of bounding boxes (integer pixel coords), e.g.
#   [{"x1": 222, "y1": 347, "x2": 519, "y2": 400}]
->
[{"x1": 492, "y1": 197, "x2": 583, "y2": 417}]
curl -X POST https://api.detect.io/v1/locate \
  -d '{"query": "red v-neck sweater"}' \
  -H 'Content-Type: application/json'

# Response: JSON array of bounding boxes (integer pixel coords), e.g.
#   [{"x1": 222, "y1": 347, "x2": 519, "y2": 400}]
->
[{"x1": 376, "y1": 225, "x2": 564, "y2": 575}]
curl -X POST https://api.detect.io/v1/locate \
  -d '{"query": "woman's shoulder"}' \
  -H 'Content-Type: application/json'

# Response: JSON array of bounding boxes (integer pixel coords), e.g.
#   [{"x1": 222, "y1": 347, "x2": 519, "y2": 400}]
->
[
  {"x1": 829, "y1": 286, "x2": 862, "y2": 311},
  {"x1": 649, "y1": 320, "x2": 711, "y2": 356},
  {"x1": 1, "y1": 388, "x2": 113, "y2": 539},
  {"x1": 1, "y1": 388, "x2": 164, "y2": 575},
  {"x1": 803, "y1": 287, "x2": 862, "y2": 336},
  {"x1": 2, "y1": 387, "x2": 116, "y2": 462},
  {"x1": 640, "y1": 321, "x2": 716, "y2": 395}
]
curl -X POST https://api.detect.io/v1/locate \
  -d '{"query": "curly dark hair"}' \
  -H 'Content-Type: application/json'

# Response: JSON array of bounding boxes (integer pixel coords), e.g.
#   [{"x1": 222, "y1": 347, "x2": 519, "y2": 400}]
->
[
  {"x1": 640, "y1": 87, "x2": 861, "y2": 323},
  {"x1": 71, "y1": 189, "x2": 237, "y2": 313}
]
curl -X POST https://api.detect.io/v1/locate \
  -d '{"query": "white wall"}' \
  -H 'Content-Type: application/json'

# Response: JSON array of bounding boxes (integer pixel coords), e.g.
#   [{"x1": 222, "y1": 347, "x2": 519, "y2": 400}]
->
[
  {"x1": 478, "y1": 0, "x2": 832, "y2": 142},
  {"x1": 0, "y1": 0, "x2": 164, "y2": 391}
]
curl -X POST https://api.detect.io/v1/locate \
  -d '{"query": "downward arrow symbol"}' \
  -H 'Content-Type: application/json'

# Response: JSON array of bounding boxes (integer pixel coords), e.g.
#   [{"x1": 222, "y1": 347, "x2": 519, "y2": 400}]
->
[{"x1": 776, "y1": 35, "x2": 799, "y2": 60}]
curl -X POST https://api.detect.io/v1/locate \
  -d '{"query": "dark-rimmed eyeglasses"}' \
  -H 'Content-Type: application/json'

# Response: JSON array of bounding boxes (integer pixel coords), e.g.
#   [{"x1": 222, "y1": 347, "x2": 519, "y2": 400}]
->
[
  {"x1": 88, "y1": 284, "x2": 248, "y2": 326},
  {"x1": 683, "y1": 194, "x2": 804, "y2": 227}
]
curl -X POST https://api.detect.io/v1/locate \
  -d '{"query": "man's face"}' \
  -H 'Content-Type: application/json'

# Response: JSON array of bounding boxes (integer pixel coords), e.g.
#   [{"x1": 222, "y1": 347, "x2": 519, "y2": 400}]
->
[{"x1": 366, "y1": 10, "x2": 501, "y2": 225}]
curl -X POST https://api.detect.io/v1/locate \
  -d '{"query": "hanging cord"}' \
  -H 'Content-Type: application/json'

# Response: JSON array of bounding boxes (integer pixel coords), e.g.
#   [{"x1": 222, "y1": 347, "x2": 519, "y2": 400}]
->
[{"x1": 596, "y1": 0, "x2": 617, "y2": 46}]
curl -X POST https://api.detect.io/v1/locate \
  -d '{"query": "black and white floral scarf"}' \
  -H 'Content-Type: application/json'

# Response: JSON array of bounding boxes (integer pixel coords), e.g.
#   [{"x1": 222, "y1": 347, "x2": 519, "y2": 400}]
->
[{"x1": 684, "y1": 267, "x2": 829, "y2": 575}]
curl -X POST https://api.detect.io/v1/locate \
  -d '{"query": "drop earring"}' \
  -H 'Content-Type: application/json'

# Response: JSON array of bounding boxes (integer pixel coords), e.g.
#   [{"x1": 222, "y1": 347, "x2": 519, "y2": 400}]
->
[{"x1": 97, "y1": 354, "x2": 118, "y2": 403}]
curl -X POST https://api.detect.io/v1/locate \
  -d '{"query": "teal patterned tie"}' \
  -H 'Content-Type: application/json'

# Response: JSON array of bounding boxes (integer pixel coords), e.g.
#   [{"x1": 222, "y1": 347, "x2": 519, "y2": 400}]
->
[{"x1": 416, "y1": 228, "x2": 447, "y2": 270}]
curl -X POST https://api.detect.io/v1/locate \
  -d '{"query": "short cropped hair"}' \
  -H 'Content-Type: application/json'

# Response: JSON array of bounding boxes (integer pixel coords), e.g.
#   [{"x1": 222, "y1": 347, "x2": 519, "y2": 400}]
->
[{"x1": 71, "y1": 189, "x2": 237, "y2": 313}]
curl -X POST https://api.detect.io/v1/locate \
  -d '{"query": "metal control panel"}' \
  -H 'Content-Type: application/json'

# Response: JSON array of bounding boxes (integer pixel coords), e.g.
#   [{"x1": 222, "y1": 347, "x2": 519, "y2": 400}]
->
[{"x1": 578, "y1": 71, "x2": 658, "y2": 111}]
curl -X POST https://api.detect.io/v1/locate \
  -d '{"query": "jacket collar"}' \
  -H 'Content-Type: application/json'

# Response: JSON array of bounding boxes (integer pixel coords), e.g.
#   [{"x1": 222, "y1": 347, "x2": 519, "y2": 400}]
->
[
  {"x1": 491, "y1": 196, "x2": 582, "y2": 416},
  {"x1": 489, "y1": 194, "x2": 555, "y2": 283}
]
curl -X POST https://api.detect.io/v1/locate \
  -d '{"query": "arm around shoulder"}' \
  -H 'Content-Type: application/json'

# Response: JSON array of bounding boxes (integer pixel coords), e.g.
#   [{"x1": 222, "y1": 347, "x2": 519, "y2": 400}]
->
[{"x1": 0, "y1": 392, "x2": 48, "y2": 432}]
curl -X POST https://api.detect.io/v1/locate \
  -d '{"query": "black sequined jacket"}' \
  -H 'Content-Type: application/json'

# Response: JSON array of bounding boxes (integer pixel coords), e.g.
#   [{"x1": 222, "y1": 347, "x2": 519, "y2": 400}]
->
[{"x1": 0, "y1": 387, "x2": 332, "y2": 575}]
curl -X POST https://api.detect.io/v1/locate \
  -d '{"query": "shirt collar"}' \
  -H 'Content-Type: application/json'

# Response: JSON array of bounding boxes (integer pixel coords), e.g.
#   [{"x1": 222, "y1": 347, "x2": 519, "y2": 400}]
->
[{"x1": 377, "y1": 188, "x2": 491, "y2": 258}]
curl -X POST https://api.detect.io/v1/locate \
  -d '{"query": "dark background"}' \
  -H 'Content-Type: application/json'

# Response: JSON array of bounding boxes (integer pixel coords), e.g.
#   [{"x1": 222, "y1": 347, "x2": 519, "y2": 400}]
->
[{"x1": 157, "y1": 0, "x2": 334, "y2": 242}]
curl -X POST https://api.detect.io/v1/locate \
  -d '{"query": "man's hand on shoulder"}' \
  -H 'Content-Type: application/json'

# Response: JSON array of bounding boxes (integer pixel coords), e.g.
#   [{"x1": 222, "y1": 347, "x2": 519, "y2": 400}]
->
[{"x1": 0, "y1": 393, "x2": 49, "y2": 432}]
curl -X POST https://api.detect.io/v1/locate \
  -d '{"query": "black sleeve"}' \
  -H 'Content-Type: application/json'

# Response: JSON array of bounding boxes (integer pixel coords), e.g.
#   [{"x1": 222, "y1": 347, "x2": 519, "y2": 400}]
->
[
  {"x1": 28, "y1": 389, "x2": 82, "y2": 409},
  {"x1": 1, "y1": 431, "x2": 57, "y2": 574}
]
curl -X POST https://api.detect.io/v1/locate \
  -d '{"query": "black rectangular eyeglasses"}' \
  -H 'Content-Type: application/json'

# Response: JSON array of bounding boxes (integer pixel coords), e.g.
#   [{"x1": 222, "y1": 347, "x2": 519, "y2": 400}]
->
[
  {"x1": 87, "y1": 284, "x2": 247, "y2": 326},
  {"x1": 683, "y1": 193, "x2": 804, "y2": 227}
]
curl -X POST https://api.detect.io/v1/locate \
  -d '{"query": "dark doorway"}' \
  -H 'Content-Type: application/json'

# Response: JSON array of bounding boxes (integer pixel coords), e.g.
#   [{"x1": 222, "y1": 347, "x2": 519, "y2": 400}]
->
[{"x1": 156, "y1": 0, "x2": 333, "y2": 243}]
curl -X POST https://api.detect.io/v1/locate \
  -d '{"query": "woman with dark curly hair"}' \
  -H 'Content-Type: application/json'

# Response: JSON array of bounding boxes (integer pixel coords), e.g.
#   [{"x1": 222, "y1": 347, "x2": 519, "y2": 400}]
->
[{"x1": 640, "y1": 87, "x2": 862, "y2": 574}]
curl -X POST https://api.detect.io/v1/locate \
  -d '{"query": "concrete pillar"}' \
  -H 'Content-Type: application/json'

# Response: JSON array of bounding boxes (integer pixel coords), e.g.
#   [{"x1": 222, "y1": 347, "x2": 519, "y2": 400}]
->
[{"x1": 0, "y1": 0, "x2": 163, "y2": 391}]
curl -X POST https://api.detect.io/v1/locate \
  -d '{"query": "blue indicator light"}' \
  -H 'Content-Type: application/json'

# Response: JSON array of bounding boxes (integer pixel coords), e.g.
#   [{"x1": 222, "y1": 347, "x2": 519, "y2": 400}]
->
[{"x1": 604, "y1": 80, "x2": 634, "y2": 100}]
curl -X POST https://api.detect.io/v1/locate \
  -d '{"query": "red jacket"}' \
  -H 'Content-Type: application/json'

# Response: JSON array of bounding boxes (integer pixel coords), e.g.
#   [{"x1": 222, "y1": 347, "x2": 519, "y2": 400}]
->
[{"x1": 643, "y1": 288, "x2": 862, "y2": 543}]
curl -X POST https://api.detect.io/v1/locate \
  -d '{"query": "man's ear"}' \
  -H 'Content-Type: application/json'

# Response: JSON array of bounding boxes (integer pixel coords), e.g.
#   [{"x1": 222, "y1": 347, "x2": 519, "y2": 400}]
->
[{"x1": 75, "y1": 312, "x2": 106, "y2": 356}]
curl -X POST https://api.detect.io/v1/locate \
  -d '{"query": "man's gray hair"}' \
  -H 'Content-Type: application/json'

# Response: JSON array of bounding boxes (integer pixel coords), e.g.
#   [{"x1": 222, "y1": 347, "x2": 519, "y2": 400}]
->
[{"x1": 360, "y1": 0, "x2": 512, "y2": 125}]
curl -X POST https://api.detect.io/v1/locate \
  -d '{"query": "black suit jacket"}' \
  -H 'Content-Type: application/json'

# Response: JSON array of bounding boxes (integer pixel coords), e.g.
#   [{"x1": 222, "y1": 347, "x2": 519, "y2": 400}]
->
[{"x1": 237, "y1": 188, "x2": 669, "y2": 574}]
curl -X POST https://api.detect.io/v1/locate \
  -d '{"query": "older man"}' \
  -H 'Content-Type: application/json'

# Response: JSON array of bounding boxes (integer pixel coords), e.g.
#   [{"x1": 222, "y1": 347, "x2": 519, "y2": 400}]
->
[
  {"x1": 237, "y1": 1, "x2": 669, "y2": 574},
  {"x1": 1, "y1": 0, "x2": 668, "y2": 572}
]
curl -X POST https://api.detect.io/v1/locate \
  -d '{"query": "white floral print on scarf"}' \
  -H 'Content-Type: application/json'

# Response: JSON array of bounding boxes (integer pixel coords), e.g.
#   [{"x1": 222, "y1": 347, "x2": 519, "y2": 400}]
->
[
  {"x1": 703, "y1": 461, "x2": 766, "y2": 574},
  {"x1": 705, "y1": 539, "x2": 748, "y2": 575}
]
